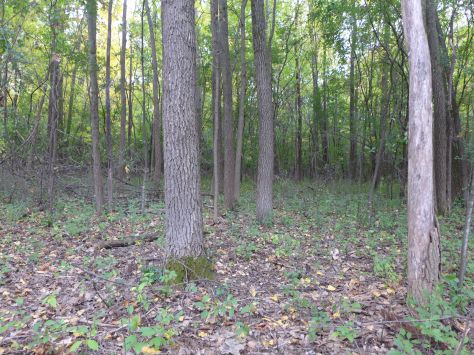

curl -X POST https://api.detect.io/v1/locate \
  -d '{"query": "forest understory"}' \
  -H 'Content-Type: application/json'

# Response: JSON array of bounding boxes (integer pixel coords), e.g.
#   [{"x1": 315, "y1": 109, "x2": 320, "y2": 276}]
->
[{"x1": 0, "y1": 177, "x2": 472, "y2": 354}]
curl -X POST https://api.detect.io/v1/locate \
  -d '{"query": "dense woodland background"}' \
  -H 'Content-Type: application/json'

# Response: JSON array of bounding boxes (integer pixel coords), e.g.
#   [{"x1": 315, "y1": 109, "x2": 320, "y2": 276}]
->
[{"x1": 0, "y1": 0, "x2": 473, "y2": 353}]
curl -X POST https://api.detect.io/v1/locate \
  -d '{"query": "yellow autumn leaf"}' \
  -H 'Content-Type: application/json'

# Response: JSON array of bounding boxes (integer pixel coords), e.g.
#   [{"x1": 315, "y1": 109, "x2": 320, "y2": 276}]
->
[
  {"x1": 332, "y1": 311, "x2": 340, "y2": 318},
  {"x1": 178, "y1": 315, "x2": 185, "y2": 322},
  {"x1": 327, "y1": 285, "x2": 336, "y2": 291},
  {"x1": 250, "y1": 287, "x2": 257, "y2": 297},
  {"x1": 386, "y1": 288, "x2": 395, "y2": 294},
  {"x1": 372, "y1": 290, "x2": 381, "y2": 297},
  {"x1": 301, "y1": 277, "x2": 311, "y2": 285},
  {"x1": 198, "y1": 331, "x2": 208, "y2": 337},
  {"x1": 270, "y1": 294, "x2": 279, "y2": 302},
  {"x1": 262, "y1": 339, "x2": 275, "y2": 347},
  {"x1": 316, "y1": 271, "x2": 324, "y2": 276},
  {"x1": 141, "y1": 346, "x2": 160, "y2": 354}
]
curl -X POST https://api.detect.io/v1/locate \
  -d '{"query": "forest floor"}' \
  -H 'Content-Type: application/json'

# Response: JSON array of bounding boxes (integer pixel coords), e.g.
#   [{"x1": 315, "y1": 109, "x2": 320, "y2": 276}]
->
[{"x1": 0, "y1": 179, "x2": 472, "y2": 354}]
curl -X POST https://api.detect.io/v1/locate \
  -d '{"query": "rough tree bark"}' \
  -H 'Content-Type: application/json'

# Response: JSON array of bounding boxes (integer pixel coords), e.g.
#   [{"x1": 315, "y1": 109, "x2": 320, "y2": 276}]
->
[
  {"x1": 219, "y1": 0, "x2": 235, "y2": 209},
  {"x1": 426, "y1": 0, "x2": 449, "y2": 215},
  {"x1": 162, "y1": 0, "x2": 203, "y2": 258},
  {"x1": 145, "y1": 0, "x2": 162, "y2": 183},
  {"x1": 234, "y1": 0, "x2": 247, "y2": 200},
  {"x1": 402, "y1": 0, "x2": 440, "y2": 304},
  {"x1": 105, "y1": 0, "x2": 113, "y2": 209},
  {"x1": 119, "y1": 0, "x2": 127, "y2": 177},
  {"x1": 295, "y1": 51, "x2": 303, "y2": 181},
  {"x1": 86, "y1": 0, "x2": 104, "y2": 215},
  {"x1": 251, "y1": 0, "x2": 274, "y2": 222}
]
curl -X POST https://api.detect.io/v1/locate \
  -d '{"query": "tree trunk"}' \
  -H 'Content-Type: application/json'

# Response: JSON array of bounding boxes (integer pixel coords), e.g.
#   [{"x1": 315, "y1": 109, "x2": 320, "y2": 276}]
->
[
  {"x1": 349, "y1": 9, "x2": 357, "y2": 180},
  {"x1": 47, "y1": 46, "x2": 61, "y2": 214},
  {"x1": 219, "y1": 0, "x2": 235, "y2": 209},
  {"x1": 128, "y1": 43, "x2": 134, "y2": 159},
  {"x1": 295, "y1": 52, "x2": 303, "y2": 181},
  {"x1": 234, "y1": 0, "x2": 247, "y2": 200},
  {"x1": 213, "y1": 48, "x2": 220, "y2": 221},
  {"x1": 86, "y1": 0, "x2": 104, "y2": 215},
  {"x1": 119, "y1": 0, "x2": 127, "y2": 177},
  {"x1": 145, "y1": 0, "x2": 162, "y2": 184},
  {"x1": 426, "y1": 0, "x2": 449, "y2": 215},
  {"x1": 251, "y1": 0, "x2": 274, "y2": 222},
  {"x1": 458, "y1": 171, "x2": 474, "y2": 287},
  {"x1": 65, "y1": 63, "x2": 77, "y2": 145},
  {"x1": 162, "y1": 0, "x2": 203, "y2": 258},
  {"x1": 105, "y1": 0, "x2": 114, "y2": 209},
  {"x1": 140, "y1": 1, "x2": 148, "y2": 212},
  {"x1": 402, "y1": 0, "x2": 440, "y2": 304}
]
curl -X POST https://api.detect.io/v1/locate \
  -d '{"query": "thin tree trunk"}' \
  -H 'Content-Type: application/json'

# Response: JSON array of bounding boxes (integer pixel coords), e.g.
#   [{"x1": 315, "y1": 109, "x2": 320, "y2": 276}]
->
[
  {"x1": 119, "y1": 0, "x2": 127, "y2": 177},
  {"x1": 86, "y1": 0, "x2": 104, "y2": 215},
  {"x1": 251, "y1": 0, "x2": 274, "y2": 222},
  {"x1": 128, "y1": 43, "x2": 134, "y2": 159},
  {"x1": 402, "y1": 0, "x2": 440, "y2": 304},
  {"x1": 234, "y1": 0, "x2": 247, "y2": 200},
  {"x1": 105, "y1": 0, "x2": 114, "y2": 209},
  {"x1": 140, "y1": 1, "x2": 148, "y2": 212},
  {"x1": 162, "y1": 0, "x2": 203, "y2": 258},
  {"x1": 349, "y1": 7, "x2": 357, "y2": 180},
  {"x1": 458, "y1": 171, "x2": 474, "y2": 287},
  {"x1": 145, "y1": 0, "x2": 162, "y2": 184},
  {"x1": 213, "y1": 53, "x2": 220, "y2": 220},
  {"x1": 65, "y1": 64, "x2": 77, "y2": 144},
  {"x1": 295, "y1": 52, "x2": 303, "y2": 181},
  {"x1": 219, "y1": 0, "x2": 235, "y2": 209}
]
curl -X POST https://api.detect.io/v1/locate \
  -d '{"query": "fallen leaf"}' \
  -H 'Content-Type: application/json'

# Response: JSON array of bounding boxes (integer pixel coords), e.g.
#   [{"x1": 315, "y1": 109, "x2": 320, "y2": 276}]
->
[{"x1": 327, "y1": 285, "x2": 336, "y2": 291}]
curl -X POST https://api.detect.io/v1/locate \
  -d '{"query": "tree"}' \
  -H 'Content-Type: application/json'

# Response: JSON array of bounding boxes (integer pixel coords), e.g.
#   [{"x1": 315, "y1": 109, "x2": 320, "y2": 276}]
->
[
  {"x1": 401, "y1": 0, "x2": 440, "y2": 304},
  {"x1": 219, "y1": 0, "x2": 235, "y2": 209},
  {"x1": 162, "y1": 0, "x2": 203, "y2": 258},
  {"x1": 105, "y1": 0, "x2": 113, "y2": 209},
  {"x1": 234, "y1": 0, "x2": 247, "y2": 200},
  {"x1": 86, "y1": 0, "x2": 104, "y2": 215},
  {"x1": 118, "y1": 0, "x2": 127, "y2": 177},
  {"x1": 144, "y1": 0, "x2": 162, "y2": 183},
  {"x1": 348, "y1": 3, "x2": 357, "y2": 180},
  {"x1": 251, "y1": 0, "x2": 274, "y2": 222}
]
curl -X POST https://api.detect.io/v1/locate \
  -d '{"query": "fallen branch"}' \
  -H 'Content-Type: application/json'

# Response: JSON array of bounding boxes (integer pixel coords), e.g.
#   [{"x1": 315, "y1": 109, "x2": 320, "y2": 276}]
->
[{"x1": 98, "y1": 233, "x2": 160, "y2": 249}]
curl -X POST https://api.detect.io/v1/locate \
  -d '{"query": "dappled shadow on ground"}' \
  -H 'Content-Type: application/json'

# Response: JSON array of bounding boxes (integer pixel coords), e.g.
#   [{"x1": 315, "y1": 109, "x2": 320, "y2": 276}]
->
[{"x1": 0, "y1": 180, "x2": 472, "y2": 354}]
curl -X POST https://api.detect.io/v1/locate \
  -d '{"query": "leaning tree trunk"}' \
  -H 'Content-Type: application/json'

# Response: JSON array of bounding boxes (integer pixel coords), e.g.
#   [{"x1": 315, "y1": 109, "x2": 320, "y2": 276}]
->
[
  {"x1": 145, "y1": 0, "x2": 162, "y2": 184},
  {"x1": 119, "y1": 0, "x2": 127, "y2": 177},
  {"x1": 162, "y1": 0, "x2": 203, "y2": 258},
  {"x1": 219, "y1": 0, "x2": 235, "y2": 209},
  {"x1": 251, "y1": 0, "x2": 274, "y2": 222},
  {"x1": 86, "y1": 0, "x2": 104, "y2": 215},
  {"x1": 234, "y1": 0, "x2": 247, "y2": 201},
  {"x1": 105, "y1": 0, "x2": 114, "y2": 209},
  {"x1": 402, "y1": 0, "x2": 440, "y2": 304}
]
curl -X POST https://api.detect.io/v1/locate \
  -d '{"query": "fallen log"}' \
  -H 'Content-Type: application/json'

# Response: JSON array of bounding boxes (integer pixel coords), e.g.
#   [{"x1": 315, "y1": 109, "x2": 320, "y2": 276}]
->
[{"x1": 98, "y1": 233, "x2": 160, "y2": 249}]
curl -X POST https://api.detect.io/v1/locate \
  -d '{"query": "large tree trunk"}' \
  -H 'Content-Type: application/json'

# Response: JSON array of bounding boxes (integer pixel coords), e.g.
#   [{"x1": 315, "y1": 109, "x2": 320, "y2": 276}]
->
[
  {"x1": 219, "y1": 0, "x2": 235, "y2": 209},
  {"x1": 426, "y1": 0, "x2": 449, "y2": 215},
  {"x1": 105, "y1": 0, "x2": 113, "y2": 209},
  {"x1": 402, "y1": 0, "x2": 440, "y2": 304},
  {"x1": 162, "y1": 0, "x2": 203, "y2": 258},
  {"x1": 119, "y1": 0, "x2": 127, "y2": 177},
  {"x1": 251, "y1": 0, "x2": 274, "y2": 222},
  {"x1": 86, "y1": 0, "x2": 104, "y2": 215},
  {"x1": 348, "y1": 8, "x2": 357, "y2": 180},
  {"x1": 234, "y1": 0, "x2": 247, "y2": 200},
  {"x1": 145, "y1": 0, "x2": 162, "y2": 184}
]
